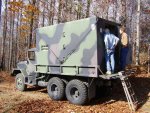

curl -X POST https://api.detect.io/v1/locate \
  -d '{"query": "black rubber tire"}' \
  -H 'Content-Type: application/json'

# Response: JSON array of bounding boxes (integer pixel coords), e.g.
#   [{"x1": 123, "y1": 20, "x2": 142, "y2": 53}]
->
[
  {"x1": 65, "y1": 79, "x2": 87, "y2": 105},
  {"x1": 47, "y1": 77, "x2": 65, "y2": 100},
  {"x1": 15, "y1": 73, "x2": 27, "y2": 91}
]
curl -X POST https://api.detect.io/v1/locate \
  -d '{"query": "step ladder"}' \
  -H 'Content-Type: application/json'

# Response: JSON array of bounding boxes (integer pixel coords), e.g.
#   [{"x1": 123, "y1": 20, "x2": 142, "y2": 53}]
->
[{"x1": 119, "y1": 72, "x2": 138, "y2": 112}]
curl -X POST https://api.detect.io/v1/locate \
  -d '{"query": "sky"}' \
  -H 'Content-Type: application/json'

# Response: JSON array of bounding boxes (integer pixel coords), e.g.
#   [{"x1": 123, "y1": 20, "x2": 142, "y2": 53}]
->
[{"x1": 1, "y1": 0, "x2": 5, "y2": 12}]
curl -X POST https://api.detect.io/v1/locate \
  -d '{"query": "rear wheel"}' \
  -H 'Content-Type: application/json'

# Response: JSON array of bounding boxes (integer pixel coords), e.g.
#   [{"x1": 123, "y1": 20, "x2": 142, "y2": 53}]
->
[
  {"x1": 15, "y1": 73, "x2": 27, "y2": 91},
  {"x1": 47, "y1": 77, "x2": 65, "y2": 100},
  {"x1": 65, "y1": 79, "x2": 87, "y2": 105}
]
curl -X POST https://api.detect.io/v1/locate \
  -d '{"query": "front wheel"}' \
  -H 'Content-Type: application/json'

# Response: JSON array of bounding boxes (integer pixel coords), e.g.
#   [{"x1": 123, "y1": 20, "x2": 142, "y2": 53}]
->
[
  {"x1": 15, "y1": 73, "x2": 27, "y2": 91},
  {"x1": 65, "y1": 79, "x2": 87, "y2": 105}
]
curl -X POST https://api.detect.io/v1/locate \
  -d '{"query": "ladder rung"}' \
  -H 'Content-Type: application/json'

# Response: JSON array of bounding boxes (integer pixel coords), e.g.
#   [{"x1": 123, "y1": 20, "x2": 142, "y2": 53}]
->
[
  {"x1": 126, "y1": 85, "x2": 131, "y2": 88},
  {"x1": 132, "y1": 98, "x2": 137, "y2": 103},
  {"x1": 128, "y1": 88, "x2": 134, "y2": 93},
  {"x1": 132, "y1": 97, "x2": 138, "y2": 101},
  {"x1": 123, "y1": 81, "x2": 131, "y2": 86},
  {"x1": 134, "y1": 101, "x2": 138, "y2": 104},
  {"x1": 130, "y1": 92, "x2": 135, "y2": 95},
  {"x1": 125, "y1": 81, "x2": 131, "y2": 85},
  {"x1": 133, "y1": 101, "x2": 138, "y2": 104}
]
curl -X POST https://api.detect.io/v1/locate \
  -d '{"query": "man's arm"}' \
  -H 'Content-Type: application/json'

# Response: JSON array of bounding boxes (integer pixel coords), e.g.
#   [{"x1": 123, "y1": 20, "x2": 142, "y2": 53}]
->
[
  {"x1": 122, "y1": 33, "x2": 128, "y2": 46},
  {"x1": 111, "y1": 35, "x2": 119, "y2": 50},
  {"x1": 104, "y1": 35, "x2": 109, "y2": 49},
  {"x1": 115, "y1": 37, "x2": 119, "y2": 45}
]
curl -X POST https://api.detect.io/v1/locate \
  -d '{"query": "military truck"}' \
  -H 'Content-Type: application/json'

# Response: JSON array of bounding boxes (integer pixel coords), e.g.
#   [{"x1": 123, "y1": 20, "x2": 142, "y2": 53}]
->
[{"x1": 12, "y1": 17, "x2": 123, "y2": 105}]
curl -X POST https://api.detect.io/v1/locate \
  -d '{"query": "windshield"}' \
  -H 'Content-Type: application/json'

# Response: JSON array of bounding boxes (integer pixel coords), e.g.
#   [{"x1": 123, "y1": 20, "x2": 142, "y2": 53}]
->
[{"x1": 28, "y1": 51, "x2": 35, "y2": 60}]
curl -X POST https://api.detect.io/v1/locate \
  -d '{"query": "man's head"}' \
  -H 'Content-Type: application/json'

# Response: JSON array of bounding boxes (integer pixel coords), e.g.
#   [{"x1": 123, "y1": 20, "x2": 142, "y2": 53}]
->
[
  {"x1": 105, "y1": 28, "x2": 110, "y2": 34},
  {"x1": 119, "y1": 26, "x2": 125, "y2": 34}
]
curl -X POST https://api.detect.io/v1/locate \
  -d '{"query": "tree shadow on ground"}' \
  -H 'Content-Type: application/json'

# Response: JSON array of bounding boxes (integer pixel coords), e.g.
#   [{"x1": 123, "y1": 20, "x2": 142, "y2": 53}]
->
[{"x1": 27, "y1": 86, "x2": 47, "y2": 93}]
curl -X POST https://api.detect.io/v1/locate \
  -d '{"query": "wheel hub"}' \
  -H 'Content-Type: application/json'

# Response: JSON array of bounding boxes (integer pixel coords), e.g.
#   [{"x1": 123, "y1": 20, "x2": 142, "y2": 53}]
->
[
  {"x1": 51, "y1": 84, "x2": 59, "y2": 96},
  {"x1": 70, "y1": 87, "x2": 80, "y2": 99},
  {"x1": 17, "y1": 78, "x2": 23, "y2": 88}
]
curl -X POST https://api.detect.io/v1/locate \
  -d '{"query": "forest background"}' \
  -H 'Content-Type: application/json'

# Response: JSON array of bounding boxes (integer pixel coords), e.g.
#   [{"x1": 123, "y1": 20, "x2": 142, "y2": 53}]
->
[{"x1": 0, "y1": 0, "x2": 150, "y2": 71}]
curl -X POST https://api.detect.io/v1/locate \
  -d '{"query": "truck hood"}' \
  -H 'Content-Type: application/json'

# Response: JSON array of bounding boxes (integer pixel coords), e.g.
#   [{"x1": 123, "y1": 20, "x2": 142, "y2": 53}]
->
[{"x1": 17, "y1": 61, "x2": 27, "y2": 69}]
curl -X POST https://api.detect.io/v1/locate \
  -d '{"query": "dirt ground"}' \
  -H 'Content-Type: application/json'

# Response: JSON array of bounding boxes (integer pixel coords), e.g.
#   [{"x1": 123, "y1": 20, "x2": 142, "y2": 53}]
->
[{"x1": 0, "y1": 70, "x2": 150, "y2": 113}]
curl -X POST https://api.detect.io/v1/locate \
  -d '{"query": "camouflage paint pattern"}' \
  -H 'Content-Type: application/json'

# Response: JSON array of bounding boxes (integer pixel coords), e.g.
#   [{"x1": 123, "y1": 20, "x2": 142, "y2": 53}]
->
[{"x1": 35, "y1": 17, "x2": 99, "y2": 77}]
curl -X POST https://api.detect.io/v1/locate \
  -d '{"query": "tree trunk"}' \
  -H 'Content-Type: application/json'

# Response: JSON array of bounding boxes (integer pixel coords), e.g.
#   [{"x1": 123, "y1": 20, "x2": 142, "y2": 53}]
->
[
  {"x1": 18, "y1": 6, "x2": 23, "y2": 61},
  {"x1": 136, "y1": 0, "x2": 140, "y2": 65},
  {"x1": 76, "y1": 1, "x2": 82, "y2": 19},
  {"x1": 51, "y1": 0, "x2": 55, "y2": 25},
  {"x1": 58, "y1": 0, "x2": 62, "y2": 23},
  {"x1": 42, "y1": 1, "x2": 45, "y2": 27},
  {"x1": 121, "y1": 0, "x2": 127, "y2": 25},
  {"x1": 8, "y1": 4, "x2": 13, "y2": 70},
  {"x1": 69, "y1": 1, "x2": 73, "y2": 21},
  {"x1": 86, "y1": 0, "x2": 91, "y2": 18},
  {"x1": 34, "y1": 0, "x2": 39, "y2": 45},
  {"x1": 8, "y1": 0, "x2": 15, "y2": 70},
  {"x1": 1, "y1": 0, "x2": 8, "y2": 70},
  {"x1": 0, "y1": 0, "x2": 2, "y2": 68},
  {"x1": 0, "y1": 0, "x2": 2, "y2": 23},
  {"x1": 47, "y1": 0, "x2": 52, "y2": 25},
  {"x1": 15, "y1": 11, "x2": 19, "y2": 66},
  {"x1": 29, "y1": 0, "x2": 36, "y2": 48}
]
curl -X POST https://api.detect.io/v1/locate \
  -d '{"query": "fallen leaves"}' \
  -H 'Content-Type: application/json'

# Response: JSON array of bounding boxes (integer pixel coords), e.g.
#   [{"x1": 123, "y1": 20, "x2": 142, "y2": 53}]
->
[{"x1": 0, "y1": 69, "x2": 150, "y2": 113}]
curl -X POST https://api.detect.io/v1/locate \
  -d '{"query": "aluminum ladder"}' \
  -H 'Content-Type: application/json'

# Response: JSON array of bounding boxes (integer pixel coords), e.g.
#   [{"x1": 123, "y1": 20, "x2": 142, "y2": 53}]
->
[{"x1": 119, "y1": 73, "x2": 138, "y2": 112}]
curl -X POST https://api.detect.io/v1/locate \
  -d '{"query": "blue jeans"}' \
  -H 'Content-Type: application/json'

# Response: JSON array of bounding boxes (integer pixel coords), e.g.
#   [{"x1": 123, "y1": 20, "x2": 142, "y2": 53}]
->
[
  {"x1": 105, "y1": 51, "x2": 115, "y2": 72},
  {"x1": 120, "y1": 47, "x2": 129, "y2": 70}
]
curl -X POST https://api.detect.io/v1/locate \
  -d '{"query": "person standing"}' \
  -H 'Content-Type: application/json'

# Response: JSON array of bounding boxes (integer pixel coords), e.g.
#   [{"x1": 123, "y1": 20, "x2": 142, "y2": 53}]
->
[
  {"x1": 104, "y1": 28, "x2": 119, "y2": 75},
  {"x1": 120, "y1": 26, "x2": 129, "y2": 70}
]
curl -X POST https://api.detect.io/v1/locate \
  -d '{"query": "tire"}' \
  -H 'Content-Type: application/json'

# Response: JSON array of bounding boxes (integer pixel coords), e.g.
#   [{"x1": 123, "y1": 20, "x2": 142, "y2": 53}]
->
[
  {"x1": 65, "y1": 79, "x2": 87, "y2": 105},
  {"x1": 15, "y1": 73, "x2": 27, "y2": 91},
  {"x1": 61, "y1": 79, "x2": 68, "y2": 86},
  {"x1": 47, "y1": 77, "x2": 65, "y2": 100}
]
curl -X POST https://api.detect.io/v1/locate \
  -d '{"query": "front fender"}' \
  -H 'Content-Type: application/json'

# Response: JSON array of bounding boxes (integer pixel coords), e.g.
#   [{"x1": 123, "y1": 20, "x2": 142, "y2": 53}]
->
[
  {"x1": 11, "y1": 68, "x2": 21, "y2": 76},
  {"x1": 13, "y1": 61, "x2": 37, "y2": 85},
  {"x1": 16, "y1": 61, "x2": 28, "y2": 77},
  {"x1": 16, "y1": 60, "x2": 36, "y2": 77}
]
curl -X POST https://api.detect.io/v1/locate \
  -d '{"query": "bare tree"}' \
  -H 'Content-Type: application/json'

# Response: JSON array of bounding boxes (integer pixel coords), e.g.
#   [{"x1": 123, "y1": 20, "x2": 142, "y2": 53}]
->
[
  {"x1": 86, "y1": 0, "x2": 91, "y2": 18},
  {"x1": 1, "y1": 0, "x2": 8, "y2": 70},
  {"x1": 0, "y1": 0, "x2": 2, "y2": 23},
  {"x1": 29, "y1": 0, "x2": 36, "y2": 48},
  {"x1": 41, "y1": 0, "x2": 46, "y2": 27},
  {"x1": 136, "y1": 0, "x2": 141, "y2": 65},
  {"x1": 58, "y1": 0, "x2": 62, "y2": 23}
]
